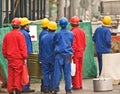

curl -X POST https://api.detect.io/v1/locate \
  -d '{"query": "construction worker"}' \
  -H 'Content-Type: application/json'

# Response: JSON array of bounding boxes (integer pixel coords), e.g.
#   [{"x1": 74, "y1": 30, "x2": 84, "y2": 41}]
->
[
  {"x1": 70, "y1": 16, "x2": 86, "y2": 90},
  {"x1": 19, "y1": 17, "x2": 34, "y2": 92},
  {"x1": 53, "y1": 17, "x2": 74, "y2": 94},
  {"x1": 92, "y1": 16, "x2": 112, "y2": 76},
  {"x1": 38, "y1": 18, "x2": 49, "y2": 92},
  {"x1": 39, "y1": 18, "x2": 49, "y2": 42},
  {"x1": 38, "y1": 18, "x2": 49, "y2": 63},
  {"x1": 2, "y1": 18, "x2": 28, "y2": 94},
  {"x1": 39, "y1": 21, "x2": 57, "y2": 93}
]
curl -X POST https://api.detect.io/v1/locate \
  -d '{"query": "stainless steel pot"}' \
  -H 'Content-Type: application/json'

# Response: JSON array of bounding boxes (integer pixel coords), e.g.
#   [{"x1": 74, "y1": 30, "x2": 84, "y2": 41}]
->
[{"x1": 93, "y1": 78, "x2": 113, "y2": 92}]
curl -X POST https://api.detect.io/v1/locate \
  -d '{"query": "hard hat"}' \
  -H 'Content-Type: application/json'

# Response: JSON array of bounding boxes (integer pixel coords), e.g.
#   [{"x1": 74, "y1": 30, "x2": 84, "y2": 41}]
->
[
  {"x1": 41, "y1": 18, "x2": 49, "y2": 28},
  {"x1": 102, "y1": 16, "x2": 112, "y2": 26},
  {"x1": 19, "y1": 17, "x2": 22, "y2": 21},
  {"x1": 21, "y1": 17, "x2": 31, "y2": 26},
  {"x1": 70, "y1": 16, "x2": 80, "y2": 24},
  {"x1": 11, "y1": 18, "x2": 21, "y2": 25},
  {"x1": 59, "y1": 17, "x2": 68, "y2": 28},
  {"x1": 48, "y1": 21, "x2": 57, "y2": 31},
  {"x1": 19, "y1": 18, "x2": 23, "y2": 26}
]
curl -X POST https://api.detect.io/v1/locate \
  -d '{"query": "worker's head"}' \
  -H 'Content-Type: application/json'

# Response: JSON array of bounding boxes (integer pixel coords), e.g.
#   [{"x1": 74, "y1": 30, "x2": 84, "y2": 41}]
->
[
  {"x1": 70, "y1": 16, "x2": 80, "y2": 27},
  {"x1": 48, "y1": 21, "x2": 57, "y2": 32},
  {"x1": 40, "y1": 18, "x2": 49, "y2": 29},
  {"x1": 20, "y1": 17, "x2": 31, "y2": 29},
  {"x1": 102, "y1": 16, "x2": 112, "y2": 26},
  {"x1": 21, "y1": 17, "x2": 31, "y2": 26},
  {"x1": 59, "y1": 17, "x2": 68, "y2": 29},
  {"x1": 11, "y1": 18, "x2": 21, "y2": 29}
]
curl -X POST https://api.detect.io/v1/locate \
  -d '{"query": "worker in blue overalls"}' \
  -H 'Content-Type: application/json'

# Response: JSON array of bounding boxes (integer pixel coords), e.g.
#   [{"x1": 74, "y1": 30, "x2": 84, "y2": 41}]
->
[
  {"x1": 39, "y1": 21, "x2": 57, "y2": 93},
  {"x1": 19, "y1": 17, "x2": 34, "y2": 93},
  {"x1": 53, "y1": 17, "x2": 74, "y2": 94},
  {"x1": 38, "y1": 18, "x2": 50, "y2": 92},
  {"x1": 92, "y1": 16, "x2": 112, "y2": 76}
]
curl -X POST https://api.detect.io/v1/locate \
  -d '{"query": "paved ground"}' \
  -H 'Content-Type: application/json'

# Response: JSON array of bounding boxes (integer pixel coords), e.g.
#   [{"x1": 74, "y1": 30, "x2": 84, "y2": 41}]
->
[{"x1": 1, "y1": 79, "x2": 120, "y2": 94}]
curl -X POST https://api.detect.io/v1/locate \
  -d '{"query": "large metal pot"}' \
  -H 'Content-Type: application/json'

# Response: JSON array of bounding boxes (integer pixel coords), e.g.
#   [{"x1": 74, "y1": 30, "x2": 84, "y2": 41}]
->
[
  {"x1": 28, "y1": 53, "x2": 43, "y2": 79},
  {"x1": 93, "y1": 78, "x2": 113, "y2": 92}
]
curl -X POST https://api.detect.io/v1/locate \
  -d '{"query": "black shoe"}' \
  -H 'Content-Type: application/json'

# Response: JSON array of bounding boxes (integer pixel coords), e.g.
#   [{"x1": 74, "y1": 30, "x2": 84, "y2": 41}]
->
[
  {"x1": 22, "y1": 89, "x2": 35, "y2": 93},
  {"x1": 43, "y1": 89, "x2": 49, "y2": 93},
  {"x1": 9, "y1": 92, "x2": 14, "y2": 94},
  {"x1": 40, "y1": 80, "x2": 44, "y2": 92},
  {"x1": 1, "y1": 82, "x2": 7, "y2": 88},
  {"x1": 15, "y1": 89, "x2": 21, "y2": 94},
  {"x1": 72, "y1": 87, "x2": 82, "y2": 90},
  {"x1": 66, "y1": 91, "x2": 72, "y2": 94},
  {"x1": 41, "y1": 88, "x2": 44, "y2": 92},
  {"x1": 50, "y1": 91, "x2": 57, "y2": 94}
]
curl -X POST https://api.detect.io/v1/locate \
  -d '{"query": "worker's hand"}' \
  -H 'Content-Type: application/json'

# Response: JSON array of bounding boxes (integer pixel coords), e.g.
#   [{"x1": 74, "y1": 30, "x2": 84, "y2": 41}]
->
[
  {"x1": 70, "y1": 55, "x2": 73, "y2": 59},
  {"x1": 66, "y1": 55, "x2": 73, "y2": 61},
  {"x1": 24, "y1": 59, "x2": 27, "y2": 64},
  {"x1": 39, "y1": 62, "x2": 42, "y2": 64}
]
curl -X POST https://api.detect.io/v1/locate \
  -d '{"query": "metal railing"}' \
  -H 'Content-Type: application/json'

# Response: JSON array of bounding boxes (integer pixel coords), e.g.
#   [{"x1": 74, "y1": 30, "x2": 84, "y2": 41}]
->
[{"x1": 0, "y1": 0, "x2": 46, "y2": 28}]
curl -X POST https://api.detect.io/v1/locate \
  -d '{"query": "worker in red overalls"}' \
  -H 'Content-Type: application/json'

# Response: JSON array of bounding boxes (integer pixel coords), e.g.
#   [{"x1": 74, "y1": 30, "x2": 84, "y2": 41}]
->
[
  {"x1": 70, "y1": 16, "x2": 86, "y2": 90},
  {"x1": 2, "y1": 18, "x2": 28, "y2": 94}
]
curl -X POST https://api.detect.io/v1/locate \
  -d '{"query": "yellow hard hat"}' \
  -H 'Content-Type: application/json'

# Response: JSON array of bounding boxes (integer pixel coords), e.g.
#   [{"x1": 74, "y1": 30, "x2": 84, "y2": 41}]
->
[
  {"x1": 19, "y1": 17, "x2": 22, "y2": 22},
  {"x1": 21, "y1": 17, "x2": 31, "y2": 26},
  {"x1": 41, "y1": 18, "x2": 49, "y2": 28},
  {"x1": 102, "y1": 16, "x2": 112, "y2": 26},
  {"x1": 19, "y1": 18, "x2": 23, "y2": 26},
  {"x1": 48, "y1": 21, "x2": 57, "y2": 31}
]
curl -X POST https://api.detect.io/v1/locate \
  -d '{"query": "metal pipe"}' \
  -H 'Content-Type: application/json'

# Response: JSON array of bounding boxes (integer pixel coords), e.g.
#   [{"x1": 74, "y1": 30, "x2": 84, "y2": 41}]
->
[
  {"x1": 14, "y1": 0, "x2": 20, "y2": 17},
  {"x1": 20, "y1": 0, "x2": 24, "y2": 17},
  {"x1": 43, "y1": 0, "x2": 46, "y2": 18},
  {"x1": 40, "y1": 0, "x2": 42, "y2": 19},
  {"x1": 0, "y1": 0, "x2": 2, "y2": 28},
  {"x1": 6, "y1": 0, "x2": 9, "y2": 23},
  {"x1": 32, "y1": 0, "x2": 35, "y2": 20},
  {"x1": 37, "y1": 0, "x2": 40, "y2": 19},
  {"x1": 24, "y1": 0, "x2": 27, "y2": 17},
  {"x1": 11, "y1": 0, "x2": 14, "y2": 20},
  {"x1": 17, "y1": 1, "x2": 20, "y2": 17},
  {"x1": 29, "y1": 0, "x2": 32, "y2": 19}
]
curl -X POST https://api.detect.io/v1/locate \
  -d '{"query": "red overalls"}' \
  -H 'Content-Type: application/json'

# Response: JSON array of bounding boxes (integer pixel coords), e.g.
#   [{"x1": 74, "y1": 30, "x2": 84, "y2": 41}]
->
[
  {"x1": 71, "y1": 27, "x2": 86, "y2": 88},
  {"x1": 2, "y1": 29, "x2": 28, "y2": 93}
]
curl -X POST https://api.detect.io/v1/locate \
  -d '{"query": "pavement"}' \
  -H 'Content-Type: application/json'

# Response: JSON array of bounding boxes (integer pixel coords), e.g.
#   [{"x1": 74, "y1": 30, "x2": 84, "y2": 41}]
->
[{"x1": 1, "y1": 79, "x2": 120, "y2": 94}]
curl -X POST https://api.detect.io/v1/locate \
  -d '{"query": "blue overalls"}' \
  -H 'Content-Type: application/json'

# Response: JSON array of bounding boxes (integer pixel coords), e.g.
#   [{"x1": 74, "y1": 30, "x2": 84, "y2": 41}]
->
[
  {"x1": 92, "y1": 26, "x2": 111, "y2": 75},
  {"x1": 40, "y1": 32, "x2": 55, "y2": 91},
  {"x1": 38, "y1": 29, "x2": 48, "y2": 91},
  {"x1": 20, "y1": 28, "x2": 33, "y2": 91},
  {"x1": 53, "y1": 29, "x2": 74, "y2": 92}
]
